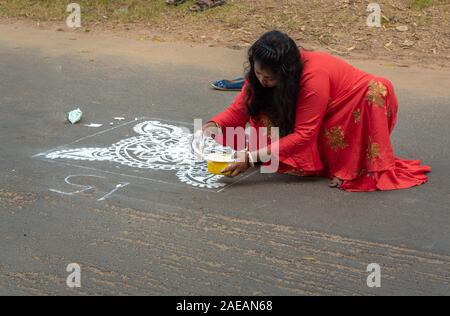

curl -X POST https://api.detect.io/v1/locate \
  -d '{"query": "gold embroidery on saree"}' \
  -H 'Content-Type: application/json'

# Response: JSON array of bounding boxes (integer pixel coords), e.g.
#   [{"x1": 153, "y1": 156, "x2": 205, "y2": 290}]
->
[
  {"x1": 366, "y1": 80, "x2": 388, "y2": 108},
  {"x1": 324, "y1": 126, "x2": 348, "y2": 151},
  {"x1": 352, "y1": 108, "x2": 361, "y2": 124},
  {"x1": 367, "y1": 137, "x2": 381, "y2": 163}
]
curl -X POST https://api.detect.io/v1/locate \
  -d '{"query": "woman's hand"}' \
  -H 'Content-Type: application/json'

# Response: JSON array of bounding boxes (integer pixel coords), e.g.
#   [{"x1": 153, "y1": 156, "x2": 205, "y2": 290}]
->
[
  {"x1": 220, "y1": 151, "x2": 251, "y2": 177},
  {"x1": 202, "y1": 121, "x2": 222, "y2": 138},
  {"x1": 192, "y1": 122, "x2": 222, "y2": 158},
  {"x1": 221, "y1": 161, "x2": 251, "y2": 177}
]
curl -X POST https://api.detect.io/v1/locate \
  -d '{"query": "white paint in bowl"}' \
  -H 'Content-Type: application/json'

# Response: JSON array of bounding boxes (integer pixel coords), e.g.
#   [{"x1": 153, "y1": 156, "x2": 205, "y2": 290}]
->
[{"x1": 204, "y1": 153, "x2": 234, "y2": 163}]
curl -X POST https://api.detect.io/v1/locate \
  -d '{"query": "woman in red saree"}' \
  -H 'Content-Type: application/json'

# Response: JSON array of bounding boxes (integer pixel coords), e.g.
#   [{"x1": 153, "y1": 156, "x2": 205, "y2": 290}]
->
[{"x1": 203, "y1": 31, "x2": 430, "y2": 192}]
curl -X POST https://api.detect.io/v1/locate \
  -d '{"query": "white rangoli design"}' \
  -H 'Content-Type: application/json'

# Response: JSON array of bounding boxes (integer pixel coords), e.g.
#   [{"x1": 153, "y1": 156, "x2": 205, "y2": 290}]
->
[{"x1": 44, "y1": 120, "x2": 231, "y2": 189}]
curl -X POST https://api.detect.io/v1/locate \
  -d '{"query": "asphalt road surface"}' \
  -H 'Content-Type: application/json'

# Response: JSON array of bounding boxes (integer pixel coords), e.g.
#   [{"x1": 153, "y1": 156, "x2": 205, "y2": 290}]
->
[{"x1": 1, "y1": 25, "x2": 449, "y2": 295}]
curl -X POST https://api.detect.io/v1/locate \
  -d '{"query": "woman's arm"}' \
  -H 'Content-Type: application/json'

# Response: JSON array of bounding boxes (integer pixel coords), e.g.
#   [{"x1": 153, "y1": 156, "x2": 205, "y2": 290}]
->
[
  {"x1": 205, "y1": 83, "x2": 249, "y2": 151},
  {"x1": 207, "y1": 83, "x2": 249, "y2": 131}
]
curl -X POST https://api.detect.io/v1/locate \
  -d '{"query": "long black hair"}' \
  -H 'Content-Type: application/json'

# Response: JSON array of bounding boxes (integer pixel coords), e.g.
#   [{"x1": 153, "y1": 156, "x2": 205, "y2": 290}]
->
[{"x1": 245, "y1": 31, "x2": 303, "y2": 137}]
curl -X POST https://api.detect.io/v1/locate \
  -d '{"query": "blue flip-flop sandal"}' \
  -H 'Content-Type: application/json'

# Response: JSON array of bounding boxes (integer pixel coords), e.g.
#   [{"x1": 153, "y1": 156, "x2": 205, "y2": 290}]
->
[{"x1": 211, "y1": 77, "x2": 245, "y2": 91}]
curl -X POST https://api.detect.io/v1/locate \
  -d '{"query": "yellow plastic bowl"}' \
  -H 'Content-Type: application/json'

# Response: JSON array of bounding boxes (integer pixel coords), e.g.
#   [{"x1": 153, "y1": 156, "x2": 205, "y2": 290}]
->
[{"x1": 205, "y1": 153, "x2": 234, "y2": 176}]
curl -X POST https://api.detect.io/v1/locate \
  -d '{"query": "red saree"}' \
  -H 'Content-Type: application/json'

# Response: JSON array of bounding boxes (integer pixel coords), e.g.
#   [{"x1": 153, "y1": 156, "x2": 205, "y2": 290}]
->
[{"x1": 209, "y1": 50, "x2": 431, "y2": 191}]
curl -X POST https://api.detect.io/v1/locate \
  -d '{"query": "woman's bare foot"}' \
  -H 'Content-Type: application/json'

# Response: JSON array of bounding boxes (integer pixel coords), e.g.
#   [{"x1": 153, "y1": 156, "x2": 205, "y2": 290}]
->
[{"x1": 329, "y1": 176, "x2": 343, "y2": 188}]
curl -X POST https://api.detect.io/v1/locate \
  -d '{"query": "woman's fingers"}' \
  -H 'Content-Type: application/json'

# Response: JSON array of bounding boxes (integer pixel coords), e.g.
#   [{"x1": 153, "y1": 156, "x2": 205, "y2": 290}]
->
[
  {"x1": 221, "y1": 162, "x2": 249, "y2": 178},
  {"x1": 221, "y1": 163, "x2": 236, "y2": 175},
  {"x1": 204, "y1": 126, "x2": 221, "y2": 138},
  {"x1": 230, "y1": 168, "x2": 241, "y2": 177},
  {"x1": 202, "y1": 122, "x2": 221, "y2": 138},
  {"x1": 222, "y1": 163, "x2": 242, "y2": 177}
]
